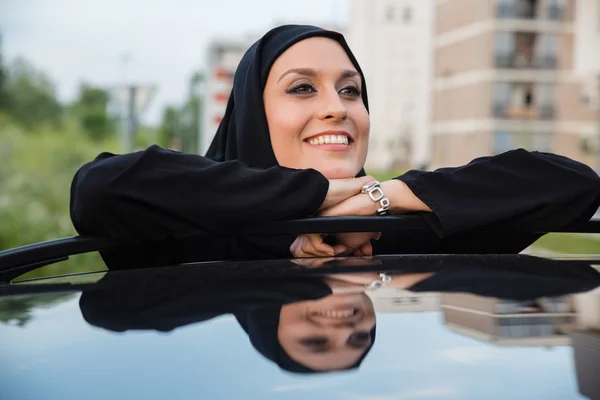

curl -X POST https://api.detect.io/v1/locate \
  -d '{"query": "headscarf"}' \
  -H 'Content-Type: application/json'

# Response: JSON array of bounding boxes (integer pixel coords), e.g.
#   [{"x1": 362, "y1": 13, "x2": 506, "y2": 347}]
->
[{"x1": 205, "y1": 24, "x2": 369, "y2": 171}]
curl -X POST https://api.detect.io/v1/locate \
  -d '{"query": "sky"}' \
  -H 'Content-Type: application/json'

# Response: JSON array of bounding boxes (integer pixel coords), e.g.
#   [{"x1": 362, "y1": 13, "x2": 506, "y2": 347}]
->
[{"x1": 0, "y1": 0, "x2": 349, "y2": 124}]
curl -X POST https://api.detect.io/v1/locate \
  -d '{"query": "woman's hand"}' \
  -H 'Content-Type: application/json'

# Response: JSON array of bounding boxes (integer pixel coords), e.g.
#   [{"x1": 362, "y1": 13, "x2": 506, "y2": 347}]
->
[
  {"x1": 319, "y1": 176, "x2": 376, "y2": 211},
  {"x1": 290, "y1": 234, "x2": 349, "y2": 258},
  {"x1": 319, "y1": 179, "x2": 431, "y2": 217},
  {"x1": 290, "y1": 232, "x2": 380, "y2": 258}
]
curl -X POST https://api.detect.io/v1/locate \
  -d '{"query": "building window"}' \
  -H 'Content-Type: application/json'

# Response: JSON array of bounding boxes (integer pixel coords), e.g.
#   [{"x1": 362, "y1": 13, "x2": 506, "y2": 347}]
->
[
  {"x1": 494, "y1": 32, "x2": 515, "y2": 67},
  {"x1": 497, "y1": 0, "x2": 538, "y2": 19},
  {"x1": 385, "y1": 5, "x2": 395, "y2": 22},
  {"x1": 494, "y1": 131, "x2": 511, "y2": 154},
  {"x1": 495, "y1": 32, "x2": 556, "y2": 69},
  {"x1": 493, "y1": 131, "x2": 553, "y2": 154},
  {"x1": 493, "y1": 82, "x2": 555, "y2": 120},
  {"x1": 546, "y1": 0, "x2": 564, "y2": 21},
  {"x1": 536, "y1": 34, "x2": 558, "y2": 69},
  {"x1": 403, "y1": 6, "x2": 412, "y2": 22}
]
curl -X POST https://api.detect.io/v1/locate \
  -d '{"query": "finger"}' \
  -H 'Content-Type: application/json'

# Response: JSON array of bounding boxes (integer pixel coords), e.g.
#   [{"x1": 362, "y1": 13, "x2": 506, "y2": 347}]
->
[
  {"x1": 307, "y1": 234, "x2": 336, "y2": 256},
  {"x1": 332, "y1": 244, "x2": 351, "y2": 256},
  {"x1": 359, "y1": 241, "x2": 373, "y2": 256},
  {"x1": 301, "y1": 236, "x2": 334, "y2": 257}
]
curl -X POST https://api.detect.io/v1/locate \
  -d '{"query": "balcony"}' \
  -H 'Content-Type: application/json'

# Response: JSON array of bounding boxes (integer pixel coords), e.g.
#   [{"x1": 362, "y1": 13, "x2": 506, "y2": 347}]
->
[
  {"x1": 495, "y1": 54, "x2": 557, "y2": 69},
  {"x1": 497, "y1": 0, "x2": 537, "y2": 19},
  {"x1": 496, "y1": 0, "x2": 564, "y2": 21},
  {"x1": 493, "y1": 104, "x2": 555, "y2": 120}
]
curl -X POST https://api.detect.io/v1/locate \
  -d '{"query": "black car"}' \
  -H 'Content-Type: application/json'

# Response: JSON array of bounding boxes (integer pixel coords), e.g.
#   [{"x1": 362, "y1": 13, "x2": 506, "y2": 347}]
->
[{"x1": 2, "y1": 215, "x2": 600, "y2": 400}]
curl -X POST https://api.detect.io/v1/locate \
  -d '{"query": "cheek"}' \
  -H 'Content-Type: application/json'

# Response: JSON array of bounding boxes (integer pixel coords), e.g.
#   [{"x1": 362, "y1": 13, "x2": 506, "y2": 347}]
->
[
  {"x1": 351, "y1": 104, "x2": 370, "y2": 140},
  {"x1": 265, "y1": 102, "x2": 310, "y2": 165}
]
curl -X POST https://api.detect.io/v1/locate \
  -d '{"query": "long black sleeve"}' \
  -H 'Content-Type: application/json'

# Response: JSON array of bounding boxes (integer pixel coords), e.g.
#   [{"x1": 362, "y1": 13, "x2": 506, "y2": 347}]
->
[
  {"x1": 70, "y1": 145, "x2": 329, "y2": 242},
  {"x1": 396, "y1": 149, "x2": 600, "y2": 238}
]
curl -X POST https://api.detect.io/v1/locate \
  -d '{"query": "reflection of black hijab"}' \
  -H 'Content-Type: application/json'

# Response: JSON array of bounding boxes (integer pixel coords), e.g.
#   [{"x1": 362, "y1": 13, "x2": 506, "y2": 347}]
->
[
  {"x1": 205, "y1": 24, "x2": 369, "y2": 170},
  {"x1": 78, "y1": 267, "x2": 375, "y2": 374}
]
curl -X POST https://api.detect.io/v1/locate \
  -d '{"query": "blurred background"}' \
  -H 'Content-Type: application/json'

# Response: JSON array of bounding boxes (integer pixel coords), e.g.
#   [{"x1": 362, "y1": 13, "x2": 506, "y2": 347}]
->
[{"x1": 1, "y1": 0, "x2": 599, "y2": 277}]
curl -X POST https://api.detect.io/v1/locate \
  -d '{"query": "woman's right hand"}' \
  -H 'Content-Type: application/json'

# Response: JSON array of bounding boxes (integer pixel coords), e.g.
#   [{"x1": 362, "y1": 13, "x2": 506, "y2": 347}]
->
[
  {"x1": 291, "y1": 176, "x2": 378, "y2": 259},
  {"x1": 290, "y1": 234, "x2": 349, "y2": 258},
  {"x1": 318, "y1": 176, "x2": 376, "y2": 211}
]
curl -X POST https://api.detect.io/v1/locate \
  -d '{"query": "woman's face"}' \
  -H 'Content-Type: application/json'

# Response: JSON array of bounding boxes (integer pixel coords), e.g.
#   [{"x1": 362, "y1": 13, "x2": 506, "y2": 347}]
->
[
  {"x1": 277, "y1": 292, "x2": 376, "y2": 371},
  {"x1": 263, "y1": 37, "x2": 370, "y2": 179}
]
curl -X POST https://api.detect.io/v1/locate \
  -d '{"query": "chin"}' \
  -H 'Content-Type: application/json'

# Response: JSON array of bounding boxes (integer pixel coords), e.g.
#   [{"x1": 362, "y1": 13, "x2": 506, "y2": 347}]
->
[{"x1": 314, "y1": 163, "x2": 362, "y2": 179}]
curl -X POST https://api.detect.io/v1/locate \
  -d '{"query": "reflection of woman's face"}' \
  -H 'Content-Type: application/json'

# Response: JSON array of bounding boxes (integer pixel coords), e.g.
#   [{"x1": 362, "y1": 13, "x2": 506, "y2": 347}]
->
[
  {"x1": 277, "y1": 292, "x2": 376, "y2": 371},
  {"x1": 263, "y1": 37, "x2": 370, "y2": 179}
]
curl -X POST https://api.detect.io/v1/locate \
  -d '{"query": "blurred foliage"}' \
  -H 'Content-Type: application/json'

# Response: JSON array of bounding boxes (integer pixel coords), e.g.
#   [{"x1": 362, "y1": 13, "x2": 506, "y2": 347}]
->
[
  {"x1": 158, "y1": 71, "x2": 203, "y2": 152},
  {"x1": 532, "y1": 233, "x2": 600, "y2": 254},
  {"x1": 369, "y1": 169, "x2": 407, "y2": 182},
  {"x1": 2, "y1": 57, "x2": 63, "y2": 129},
  {"x1": 0, "y1": 115, "x2": 113, "y2": 278},
  {"x1": 0, "y1": 294, "x2": 75, "y2": 327},
  {"x1": 71, "y1": 83, "x2": 118, "y2": 141}
]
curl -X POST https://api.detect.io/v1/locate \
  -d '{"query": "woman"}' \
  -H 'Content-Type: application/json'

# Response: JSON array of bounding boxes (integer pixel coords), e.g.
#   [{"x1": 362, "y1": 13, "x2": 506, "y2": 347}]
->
[{"x1": 70, "y1": 25, "x2": 600, "y2": 269}]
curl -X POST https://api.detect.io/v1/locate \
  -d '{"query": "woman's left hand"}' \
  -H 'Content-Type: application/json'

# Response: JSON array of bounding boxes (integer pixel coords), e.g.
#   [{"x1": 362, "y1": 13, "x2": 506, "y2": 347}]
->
[{"x1": 318, "y1": 179, "x2": 431, "y2": 217}]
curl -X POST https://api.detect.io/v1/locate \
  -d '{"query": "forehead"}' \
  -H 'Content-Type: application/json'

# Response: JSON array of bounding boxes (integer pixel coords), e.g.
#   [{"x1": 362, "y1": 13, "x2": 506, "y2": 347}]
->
[{"x1": 269, "y1": 37, "x2": 357, "y2": 73}]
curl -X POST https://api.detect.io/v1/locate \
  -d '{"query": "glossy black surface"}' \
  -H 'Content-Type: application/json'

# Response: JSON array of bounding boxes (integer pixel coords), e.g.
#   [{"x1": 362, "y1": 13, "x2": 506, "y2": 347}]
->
[{"x1": 2, "y1": 254, "x2": 600, "y2": 399}]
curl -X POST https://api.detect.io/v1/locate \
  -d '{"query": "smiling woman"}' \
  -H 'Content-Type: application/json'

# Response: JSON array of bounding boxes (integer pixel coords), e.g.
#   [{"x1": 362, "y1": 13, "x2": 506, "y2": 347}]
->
[{"x1": 69, "y1": 24, "x2": 600, "y2": 271}]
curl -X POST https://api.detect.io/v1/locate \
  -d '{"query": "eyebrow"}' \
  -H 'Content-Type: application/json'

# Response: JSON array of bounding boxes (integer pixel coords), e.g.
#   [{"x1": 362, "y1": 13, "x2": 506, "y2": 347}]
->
[{"x1": 277, "y1": 68, "x2": 359, "y2": 83}]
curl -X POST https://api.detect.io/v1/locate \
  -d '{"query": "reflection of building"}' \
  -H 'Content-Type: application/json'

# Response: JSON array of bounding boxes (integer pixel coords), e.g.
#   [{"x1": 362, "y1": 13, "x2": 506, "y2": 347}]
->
[
  {"x1": 348, "y1": 0, "x2": 436, "y2": 170},
  {"x1": 368, "y1": 289, "x2": 440, "y2": 313},
  {"x1": 442, "y1": 293, "x2": 577, "y2": 346},
  {"x1": 570, "y1": 331, "x2": 600, "y2": 399},
  {"x1": 432, "y1": 0, "x2": 597, "y2": 168},
  {"x1": 199, "y1": 38, "x2": 250, "y2": 154},
  {"x1": 570, "y1": 286, "x2": 600, "y2": 399}
]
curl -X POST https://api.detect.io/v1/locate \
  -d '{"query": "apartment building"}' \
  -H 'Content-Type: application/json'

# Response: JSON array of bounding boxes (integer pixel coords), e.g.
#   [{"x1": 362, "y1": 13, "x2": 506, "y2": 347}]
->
[
  {"x1": 199, "y1": 38, "x2": 250, "y2": 155},
  {"x1": 432, "y1": 0, "x2": 597, "y2": 168}
]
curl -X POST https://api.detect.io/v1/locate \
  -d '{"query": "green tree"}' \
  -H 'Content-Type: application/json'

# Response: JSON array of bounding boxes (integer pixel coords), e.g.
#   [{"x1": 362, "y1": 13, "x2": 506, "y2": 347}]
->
[
  {"x1": 158, "y1": 105, "x2": 182, "y2": 149},
  {"x1": 4, "y1": 57, "x2": 63, "y2": 128},
  {"x1": 72, "y1": 83, "x2": 116, "y2": 141},
  {"x1": 0, "y1": 32, "x2": 10, "y2": 112},
  {"x1": 158, "y1": 71, "x2": 204, "y2": 153}
]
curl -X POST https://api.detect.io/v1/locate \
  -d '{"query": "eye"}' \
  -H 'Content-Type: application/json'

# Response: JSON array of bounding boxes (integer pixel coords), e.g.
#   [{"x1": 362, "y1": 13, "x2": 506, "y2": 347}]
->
[
  {"x1": 287, "y1": 83, "x2": 316, "y2": 95},
  {"x1": 347, "y1": 331, "x2": 371, "y2": 349},
  {"x1": 339, "y1": 85, "x2": 361, "y2": 97},
  {"x1": 299, "y1": 337, "x2": 329, "y2": 352}
]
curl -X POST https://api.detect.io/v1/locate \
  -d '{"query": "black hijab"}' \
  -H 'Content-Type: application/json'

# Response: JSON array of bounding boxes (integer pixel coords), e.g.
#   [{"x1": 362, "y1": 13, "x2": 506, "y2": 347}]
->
[{"x1": 205, "y1": 24, "x2": 369, "y2": 170}]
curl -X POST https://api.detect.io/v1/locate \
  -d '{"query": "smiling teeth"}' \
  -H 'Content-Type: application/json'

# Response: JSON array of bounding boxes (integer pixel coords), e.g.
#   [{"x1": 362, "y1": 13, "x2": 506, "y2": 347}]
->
[
  {"x1": 308, "y1": 135, "x2": 349, "y2": 145},
  {"x1": 315, "y1": 309, "x2": 356, "y2": 318}
]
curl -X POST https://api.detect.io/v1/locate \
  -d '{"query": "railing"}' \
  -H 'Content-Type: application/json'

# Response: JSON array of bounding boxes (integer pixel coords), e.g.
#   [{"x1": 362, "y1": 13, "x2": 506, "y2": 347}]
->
[
  {"x1": 494, "y1": 54, "x2": 558, "y2": 70},
  {"x1": 493, "y1": 104, "x2": 555, "y2": 120},
  {"x1": 0, "y1": 215, "x2": 599, "y2": 283},
  {"x1": 497, "y1": 3, "x2": 537, "y2": 19}
]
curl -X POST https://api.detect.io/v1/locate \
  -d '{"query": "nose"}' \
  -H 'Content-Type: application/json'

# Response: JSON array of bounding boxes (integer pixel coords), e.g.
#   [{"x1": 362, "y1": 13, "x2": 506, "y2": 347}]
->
[
  {"x1": 328, "y1": 324, "x2": 356, "y2": 347},
  {"x1": 317, "y1": 86, "x2": 348, "y2": 121}
]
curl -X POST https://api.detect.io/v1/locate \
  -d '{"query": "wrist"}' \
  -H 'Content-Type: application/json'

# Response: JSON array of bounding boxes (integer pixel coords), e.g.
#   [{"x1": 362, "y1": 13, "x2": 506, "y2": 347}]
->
[{"x1": 380, "y1": 180, "x2": 431, "y2": 214}]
